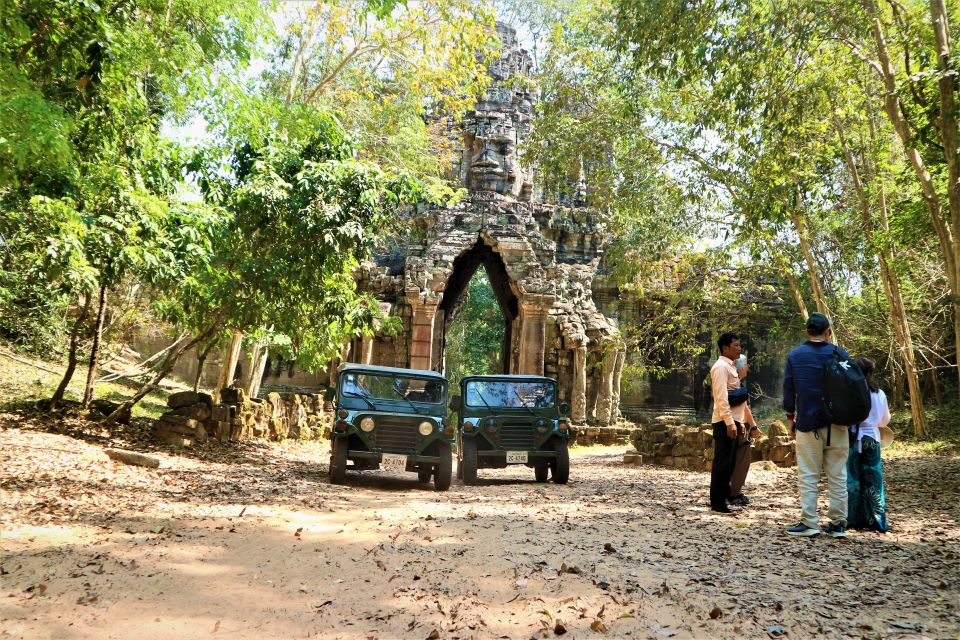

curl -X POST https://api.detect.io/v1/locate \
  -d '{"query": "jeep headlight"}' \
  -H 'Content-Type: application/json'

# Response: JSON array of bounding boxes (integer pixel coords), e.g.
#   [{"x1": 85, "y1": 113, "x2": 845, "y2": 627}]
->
[
  {"x1": 558, "y1": 419, "x2": 569, "y2": 431},
  {"x1": 360, "y1": 417, "x2": 375, "y2": 432},
  {"x1": 418, "y1": 421, "x2": 434, "y2": 436},
  {"x1": 535, "y1": 418, "x2": 550, "y2": 433}
]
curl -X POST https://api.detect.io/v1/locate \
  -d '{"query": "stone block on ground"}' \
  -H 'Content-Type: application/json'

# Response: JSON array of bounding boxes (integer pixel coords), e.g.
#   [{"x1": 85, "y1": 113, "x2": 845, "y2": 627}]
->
[
  {"x1": 158, "y1": 414, "x2": 201, "y2": 430},
  {"x1": 769, "y1": 445, "x2": 794, "y2": 464},
  {"x1": 210, "y1": 404, "x2": 232, "y2": 423},
  {"x1": 168, "y1": 391, "x2": 212, "y2": 409},
  {"x1": 172, "y1": 403, "x2": 211, "y2": 421},
  {"x1": 104, "y1": 448, "x2": 160, "y2": 468},
  {"x1": 154, "y1": 432, "x2": 193, "y2": 447},
  {"x1": 219, "y1": 387, "x2": 247, "y2": 404},
  {"x1": 768, "y1": 420, "x2": 788, "y2": 437}
]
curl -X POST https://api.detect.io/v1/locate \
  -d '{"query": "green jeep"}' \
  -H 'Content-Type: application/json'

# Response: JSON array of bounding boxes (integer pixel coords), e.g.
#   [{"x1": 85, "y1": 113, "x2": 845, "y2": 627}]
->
[
  {"x1": 452, "y1": 375, "x2": 571, "y2": 485},
  {"x1": 328, "y1": 364, "x2": 453, "y2": 491}
]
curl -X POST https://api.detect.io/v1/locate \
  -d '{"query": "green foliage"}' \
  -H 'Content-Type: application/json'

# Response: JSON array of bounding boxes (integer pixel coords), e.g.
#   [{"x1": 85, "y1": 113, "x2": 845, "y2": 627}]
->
[
  {"x1": 444, "y1": 271, "x2": 504, "y2": 391},
  {"x1": 269, "y1": 0, "x2": 499, "y2": 203},
  {"x1": 0, "y1": 0, "x2": 272, "y2": 358},
  {"x1": 182, "y1": 110, "x2": 423, "y2": 369}
]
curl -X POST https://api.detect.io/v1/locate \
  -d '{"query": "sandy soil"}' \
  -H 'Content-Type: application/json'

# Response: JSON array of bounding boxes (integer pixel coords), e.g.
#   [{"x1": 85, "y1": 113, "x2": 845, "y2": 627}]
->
[{"x1": 1, "y1": 427, "x2": 958, "y2": 640}]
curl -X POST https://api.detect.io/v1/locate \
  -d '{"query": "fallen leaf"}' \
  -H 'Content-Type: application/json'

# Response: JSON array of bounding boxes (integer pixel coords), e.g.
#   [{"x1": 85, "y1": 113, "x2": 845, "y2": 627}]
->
[
  {"x1": 554, "y1": 620, "x2": 567, "y2": 635},
  {"x1": 294, "y1": 527, "x2": 303, "y2": 538},
  {"x1": 590, "y1": 619, "x2": 608, "y2": 633},
  {"x1": 709, "y1": 606, "x2": 722, "y2": 619}
]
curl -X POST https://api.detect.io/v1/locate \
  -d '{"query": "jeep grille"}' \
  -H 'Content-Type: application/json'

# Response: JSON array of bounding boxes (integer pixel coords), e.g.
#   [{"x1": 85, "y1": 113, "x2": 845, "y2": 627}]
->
[
  {"x1": 499, "y1": 423, "x2": 536, "y2": 450},
  {"x1": 374, "y1": 418, "x2": 420, "y2": 453}
]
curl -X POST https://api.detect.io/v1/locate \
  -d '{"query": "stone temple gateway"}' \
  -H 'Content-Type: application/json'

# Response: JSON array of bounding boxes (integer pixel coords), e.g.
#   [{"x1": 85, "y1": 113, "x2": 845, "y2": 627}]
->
[{"x1": 351, "y1": 24, "x2": 625, "y2": 426}]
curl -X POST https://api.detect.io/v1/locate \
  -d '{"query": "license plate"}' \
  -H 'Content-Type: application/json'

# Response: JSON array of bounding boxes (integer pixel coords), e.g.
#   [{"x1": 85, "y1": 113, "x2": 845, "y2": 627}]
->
[
  {"x1": 506, "y1": 451, "x2": 528, "y2": 464},
  {"x1": 381, "y1": 453, "x2": 407, "y2": 470}
]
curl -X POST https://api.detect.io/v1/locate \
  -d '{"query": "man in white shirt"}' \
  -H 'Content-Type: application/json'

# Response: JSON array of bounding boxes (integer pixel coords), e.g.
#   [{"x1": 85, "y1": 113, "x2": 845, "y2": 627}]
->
[{"x1": 710, "y1": 332, "x2": 746, "y2": 513}]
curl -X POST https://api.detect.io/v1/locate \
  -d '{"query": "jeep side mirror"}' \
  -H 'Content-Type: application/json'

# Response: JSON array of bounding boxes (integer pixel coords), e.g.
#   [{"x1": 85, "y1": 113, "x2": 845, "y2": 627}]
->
[
  {"x1": 559, "y1": 402, "x2": 570, "y2": 416},
  {"x1": 449, "y1": 395, "x2": 461, "y2": 413},
  {"x1": 323, "y1": 387, "x2": 336, "y2": 402}
]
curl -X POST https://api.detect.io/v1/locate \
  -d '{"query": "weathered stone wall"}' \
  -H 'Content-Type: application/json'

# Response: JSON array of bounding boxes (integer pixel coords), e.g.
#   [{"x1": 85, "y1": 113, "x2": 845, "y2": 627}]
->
[
  {"x1": 153, "y1": 389, "x2": 332, "y2": 447},
  {"x1": 572, "y1": 424, "x2": 633, "y2": 447},
  {"x1": 622, "y1": 417, "x2": 796, "y2": 470}
]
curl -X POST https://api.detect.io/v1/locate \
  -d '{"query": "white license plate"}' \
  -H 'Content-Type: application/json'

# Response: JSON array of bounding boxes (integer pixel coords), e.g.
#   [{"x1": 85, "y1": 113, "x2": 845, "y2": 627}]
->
[
  {"x1": 506, "y1": 451, "x2": 528, "y2": 464},
  {"x1": 381, "y1": 454, "x2": 407, "y2": 470}
]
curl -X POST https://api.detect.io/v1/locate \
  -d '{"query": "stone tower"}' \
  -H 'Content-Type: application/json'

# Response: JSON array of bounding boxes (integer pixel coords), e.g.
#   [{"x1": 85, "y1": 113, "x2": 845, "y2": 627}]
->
[{"x1": 353, "y1": 24, "x2": 625, "y2": 426}]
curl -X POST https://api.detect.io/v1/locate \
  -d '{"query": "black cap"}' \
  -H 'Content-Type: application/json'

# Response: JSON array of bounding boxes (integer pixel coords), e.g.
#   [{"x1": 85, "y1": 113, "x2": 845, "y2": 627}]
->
[{"x1": 806, "y1": 312, "x2": 831, "y2": 333}]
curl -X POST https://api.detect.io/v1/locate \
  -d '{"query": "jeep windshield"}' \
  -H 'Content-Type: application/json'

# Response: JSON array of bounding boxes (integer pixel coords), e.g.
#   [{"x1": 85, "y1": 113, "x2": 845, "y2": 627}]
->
[
  {"x1": 341, "y1": 372, "x2": 445, "y2": 405},
  {"x1": 464, "y1": 380, "x2": 556, "y2": 409}
]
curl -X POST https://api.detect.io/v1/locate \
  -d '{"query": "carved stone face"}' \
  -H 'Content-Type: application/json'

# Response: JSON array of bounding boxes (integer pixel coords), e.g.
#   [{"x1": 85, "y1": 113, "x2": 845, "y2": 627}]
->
[{"x1": 464, "y1": 113, "x2": 531, "y2": 199}]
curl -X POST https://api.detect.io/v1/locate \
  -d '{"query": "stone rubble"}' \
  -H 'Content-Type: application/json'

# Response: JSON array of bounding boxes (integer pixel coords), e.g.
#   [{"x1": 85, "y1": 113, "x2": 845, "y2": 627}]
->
[
  {"x1": 623, "y1": 417, "x2": 796, "y2": 470},
  {"x1": 153, "y1": 388, "x2": 332, "y2": 447}
]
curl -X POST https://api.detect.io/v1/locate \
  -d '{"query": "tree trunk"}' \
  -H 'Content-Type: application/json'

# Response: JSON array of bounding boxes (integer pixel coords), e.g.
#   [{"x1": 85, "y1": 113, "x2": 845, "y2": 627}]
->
[
  {"x1": 193, "y1": 340, "x2": 217, "y2": 392},
  {"x1": 836, "y1": 120, "x2": 928, "y2": 435},
  {"x1": 214, "y1": 330, "x2": 243, "y2": 403},
  {"x1": 788, "y1": 199, "x2": 833, "y2": 342},
  {"x1": 82, "y1": 286, "x2": 107, "y2": 408},
  {"x1": 861, "y1": 0, "x2": 960, "y2": 395},
  {"x1": 243, "y1": 338, "x2": 269, "y2": 399},
  {"x1": 103, "y1": 329, "x2": 212, "y2": 425},
  {"x1": 930, "y1": 0, "x2": 960, "y2": 400},
  {"x1": 930, "y1": 367, "x2": 943, "y2": 406},
  {"x1": 783, "y1": 270, "x2": 809, "y2": 322},
  {"x1": 50, "y1": 296, "x2": 92, "y2": 410}
]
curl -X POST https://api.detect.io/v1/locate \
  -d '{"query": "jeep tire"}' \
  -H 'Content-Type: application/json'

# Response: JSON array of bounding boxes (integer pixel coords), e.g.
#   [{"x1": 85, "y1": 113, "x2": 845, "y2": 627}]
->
[
  {"x1": 434, "y1": 441, "x2": 452, "y2": 491},
  {"x1": 329, "y1": 436, "x2": 348, "y2": 484},
  {"x1": 534, "y1": 462, "x2": 549, "y2": 482},
  {"x1": 551, "y1": 439, "x2": 569, "y2": 484},
  {"x1": 461, "y1": 436, "x2": 478, "y2": 486}
]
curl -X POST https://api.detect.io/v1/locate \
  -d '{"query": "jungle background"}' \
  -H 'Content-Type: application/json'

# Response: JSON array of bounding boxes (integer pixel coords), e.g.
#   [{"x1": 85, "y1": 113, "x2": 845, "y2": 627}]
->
[{"x1": 3, "y1": 0, "x2": 960, "y2": 444}]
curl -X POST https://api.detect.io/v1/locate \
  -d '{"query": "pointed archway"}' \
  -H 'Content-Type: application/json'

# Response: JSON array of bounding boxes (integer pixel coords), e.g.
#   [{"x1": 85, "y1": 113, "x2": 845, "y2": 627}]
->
[{"x1": 437, "y1": 240, "x2": 518, "y2": 374}]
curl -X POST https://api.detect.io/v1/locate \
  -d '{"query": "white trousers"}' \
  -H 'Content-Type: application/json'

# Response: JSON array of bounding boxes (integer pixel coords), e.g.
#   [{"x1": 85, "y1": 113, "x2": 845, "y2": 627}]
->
[{"x1": 795, "y1": 425, "x2": 848, "y2": 528}]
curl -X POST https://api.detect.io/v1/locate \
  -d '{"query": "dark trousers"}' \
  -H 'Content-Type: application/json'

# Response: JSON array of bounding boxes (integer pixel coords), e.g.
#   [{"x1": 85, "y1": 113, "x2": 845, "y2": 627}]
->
[
  {"x1": 730, "y1": 436, "x2": 752, "y2": 496},
  {"x1": 710, "y1": 420, "x2": 740, "y2": 509}
]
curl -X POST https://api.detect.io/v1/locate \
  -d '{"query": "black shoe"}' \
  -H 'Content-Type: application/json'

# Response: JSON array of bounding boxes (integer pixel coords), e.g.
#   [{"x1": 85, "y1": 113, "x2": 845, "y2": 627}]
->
[
  {"x1": 729, "y1": 494, "x2": 750, "y2": 506},
  {"x1": 711, "y1": 505, "x2": 734, "y2": 514}
]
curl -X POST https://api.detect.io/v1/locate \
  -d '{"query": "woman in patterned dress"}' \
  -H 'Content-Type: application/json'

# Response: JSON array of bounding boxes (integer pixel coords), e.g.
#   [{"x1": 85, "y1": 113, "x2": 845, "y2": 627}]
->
[{"x1": 846, "y1": 357, "x2": 890, "y2": 532}]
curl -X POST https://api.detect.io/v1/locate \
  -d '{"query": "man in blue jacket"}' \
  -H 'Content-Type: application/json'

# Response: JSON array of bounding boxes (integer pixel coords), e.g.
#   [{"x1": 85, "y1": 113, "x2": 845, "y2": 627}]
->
[{"x1": 782, "y1": 313, "x2": 850, "y2": 539}]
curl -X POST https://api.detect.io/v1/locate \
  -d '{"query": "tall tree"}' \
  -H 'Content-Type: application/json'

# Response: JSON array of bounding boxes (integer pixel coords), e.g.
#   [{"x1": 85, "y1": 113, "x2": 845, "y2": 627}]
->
[
  {"x1": 106, "y1": 109, "x2": 422, "y2": 421},
  {"x1": 0, "y1": 0, "x2": 272, "y2": 407}
]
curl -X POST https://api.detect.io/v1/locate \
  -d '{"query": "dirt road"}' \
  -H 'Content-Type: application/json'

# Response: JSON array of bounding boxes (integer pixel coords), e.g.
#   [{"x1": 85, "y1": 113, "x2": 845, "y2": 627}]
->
[{"x1": 1, "y1": 427, "x2": 958, "y2": 639}]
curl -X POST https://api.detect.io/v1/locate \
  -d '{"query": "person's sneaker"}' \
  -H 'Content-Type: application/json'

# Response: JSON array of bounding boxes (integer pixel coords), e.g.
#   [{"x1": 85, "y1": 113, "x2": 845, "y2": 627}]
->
[
  {"x1": 824, "y1": 523, "x2": 846, "y2": 539},
  {"x1": 786, "y1": 522, "x2": 820, "y2": 537},
  {"x1": 729, "y1": 494, "x2": 750, "y2": 506},
  {"x1": 711, "y1": 505, "x2": 734, "y2": 514}
]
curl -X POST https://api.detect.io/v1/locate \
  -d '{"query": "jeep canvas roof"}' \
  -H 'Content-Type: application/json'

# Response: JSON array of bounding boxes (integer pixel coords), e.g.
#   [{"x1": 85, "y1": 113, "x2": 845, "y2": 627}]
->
[{"x1": 339, "y1": 363, "x2": 446, "y2": 381}]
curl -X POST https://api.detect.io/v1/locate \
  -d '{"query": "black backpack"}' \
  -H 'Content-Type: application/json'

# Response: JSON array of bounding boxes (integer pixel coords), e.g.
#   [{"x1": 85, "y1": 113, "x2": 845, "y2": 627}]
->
[{"x1": 821, "y1": 346, "x2": 871, "y2": 428}]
